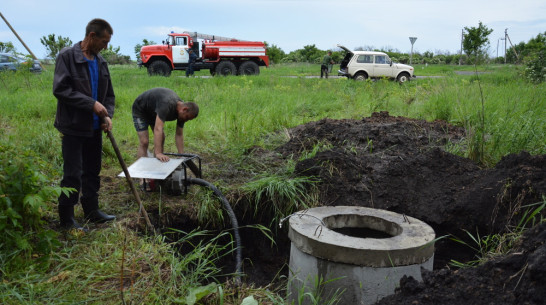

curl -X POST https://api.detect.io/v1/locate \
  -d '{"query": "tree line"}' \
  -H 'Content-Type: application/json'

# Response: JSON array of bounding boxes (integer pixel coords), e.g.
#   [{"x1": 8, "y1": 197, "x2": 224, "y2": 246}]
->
[{"x1": 1, "y1": 23, "x2": 544, "y2": 82}]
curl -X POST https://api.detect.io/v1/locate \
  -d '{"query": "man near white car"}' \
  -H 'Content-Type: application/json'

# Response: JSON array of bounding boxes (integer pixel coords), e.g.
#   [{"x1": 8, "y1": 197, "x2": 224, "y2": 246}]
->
[{"x1": 321, "y1": 51, "x2": 334, "y2": 78}]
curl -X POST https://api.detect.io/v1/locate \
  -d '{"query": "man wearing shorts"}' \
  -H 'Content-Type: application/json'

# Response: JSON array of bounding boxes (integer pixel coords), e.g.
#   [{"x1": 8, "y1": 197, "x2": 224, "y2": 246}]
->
[{"x1": 132, "y1": 87, "x2": 199, "y2": 163}]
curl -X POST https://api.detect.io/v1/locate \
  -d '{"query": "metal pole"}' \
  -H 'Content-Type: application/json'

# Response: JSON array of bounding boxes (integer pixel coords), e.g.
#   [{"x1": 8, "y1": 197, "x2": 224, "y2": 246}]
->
[
  {"x1": 496, "y1": 39, "x2": 499, "y2": 58},
  {"x1": 459, "y1": 29, "x2": 464, "y2": 65},
  {"x1": 409, "y1": 37, "x2": 417, "y2": 65},
  {"x1": 504, "y1": 29, "x2": 507, "y2": 64}
]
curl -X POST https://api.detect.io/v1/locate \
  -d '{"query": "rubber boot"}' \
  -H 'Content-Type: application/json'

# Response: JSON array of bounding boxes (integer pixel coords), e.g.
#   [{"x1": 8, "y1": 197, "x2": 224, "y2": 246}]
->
[
  {"x1": 85, "y1": 209, "x2": 116, "y2": 223},
  {"x1": 82, "y1": 198, "x2": 116, "y2": 224},
  {"x1": 59, "y1": 205, "x2": 87, "y2": 232}
]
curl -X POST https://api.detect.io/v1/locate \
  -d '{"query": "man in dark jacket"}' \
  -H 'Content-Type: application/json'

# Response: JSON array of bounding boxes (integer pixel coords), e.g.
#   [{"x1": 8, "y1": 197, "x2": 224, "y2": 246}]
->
[
  {"x1": 186, "y1": 49, "x2": 198, "y2": 77},
  {"x1": 53, "y1": 18, "x2": 116, "y2": 231}
]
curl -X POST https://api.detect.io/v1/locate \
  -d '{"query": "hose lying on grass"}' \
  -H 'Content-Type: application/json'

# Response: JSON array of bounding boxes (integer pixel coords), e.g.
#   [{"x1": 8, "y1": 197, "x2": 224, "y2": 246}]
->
[{"x1": 186, "y1": 177, "x2": 242, "y2": 284}]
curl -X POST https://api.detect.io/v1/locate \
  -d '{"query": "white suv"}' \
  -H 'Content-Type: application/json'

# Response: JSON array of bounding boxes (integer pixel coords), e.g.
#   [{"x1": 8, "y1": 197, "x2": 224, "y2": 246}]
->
[{"x1": 337, "y1": 45, "x2": 414, "y2": 83}]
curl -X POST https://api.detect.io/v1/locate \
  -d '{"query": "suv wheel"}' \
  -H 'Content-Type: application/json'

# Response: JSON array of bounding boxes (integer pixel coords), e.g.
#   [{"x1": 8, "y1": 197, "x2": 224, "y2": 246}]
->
[
  {"x1": 353, "y1": 72, "x2": 368, "y2": 81},
  {"x1": 397, "y1": 72, "x2": 410, "y2": 83}
]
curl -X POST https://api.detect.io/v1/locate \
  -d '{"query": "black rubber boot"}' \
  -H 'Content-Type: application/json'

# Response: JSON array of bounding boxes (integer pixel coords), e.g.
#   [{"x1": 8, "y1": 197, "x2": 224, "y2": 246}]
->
[
  {"x1": 85, "y1": 209, "x2": 116, "y2": 223},
  {"x1": 59, "y1": 205, "x2": 87, "y2": 232}
]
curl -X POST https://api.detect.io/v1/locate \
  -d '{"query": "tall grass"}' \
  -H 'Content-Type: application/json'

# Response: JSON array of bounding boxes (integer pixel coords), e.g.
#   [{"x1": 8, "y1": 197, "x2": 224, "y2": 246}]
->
[{"x1": 1, "y1": 64, "x2": 544, "y2": 169}]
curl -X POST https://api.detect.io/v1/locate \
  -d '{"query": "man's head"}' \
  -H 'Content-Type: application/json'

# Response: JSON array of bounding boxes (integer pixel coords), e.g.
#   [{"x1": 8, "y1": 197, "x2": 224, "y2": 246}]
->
[
  {"x1": 177, "y1": 101, "x2": 199, "y2": 122},
  {"x1": 328, "y1": 51, "x2": 332, "y2": 55},
  {"x1": 85, "y1": 18, "x2": 113, "y2": 55}
]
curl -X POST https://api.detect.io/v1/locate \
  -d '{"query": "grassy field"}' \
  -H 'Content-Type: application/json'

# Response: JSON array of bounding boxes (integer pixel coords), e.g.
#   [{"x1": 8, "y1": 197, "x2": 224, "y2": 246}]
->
[{"x1": 0, "y1": 63, "x2": 544, "y2": 304}]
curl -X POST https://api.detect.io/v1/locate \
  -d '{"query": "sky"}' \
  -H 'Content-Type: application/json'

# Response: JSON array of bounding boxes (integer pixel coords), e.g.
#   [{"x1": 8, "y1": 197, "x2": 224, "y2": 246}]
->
[{"x1": 1, "y1": 0, "x2": 545, "y2": 60}]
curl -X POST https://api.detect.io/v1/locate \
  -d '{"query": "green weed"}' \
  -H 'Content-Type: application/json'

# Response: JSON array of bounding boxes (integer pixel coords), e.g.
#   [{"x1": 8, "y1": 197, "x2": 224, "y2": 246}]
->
[{"x1": 449, "y1": 198, "x2": 545, "y2": 267}]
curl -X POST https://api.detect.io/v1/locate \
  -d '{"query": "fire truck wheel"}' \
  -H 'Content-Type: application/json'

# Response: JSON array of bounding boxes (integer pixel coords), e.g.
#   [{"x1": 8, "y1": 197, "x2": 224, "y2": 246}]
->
[
  {"x1": 215, "y1": 61, "x2": 237, "y2": 76},
  {"x1": 238, "y1": 61, "x2": 260, "y2": 76},
  {"x1": 148, "y1": 60, "x2": 172, "y2": 77}
]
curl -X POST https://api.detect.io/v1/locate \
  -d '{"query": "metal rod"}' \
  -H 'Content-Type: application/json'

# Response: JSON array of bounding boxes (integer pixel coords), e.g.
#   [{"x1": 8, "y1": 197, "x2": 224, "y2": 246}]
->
[{"x1": 106, "y1": 130, "x2": 156, "y2": 233}]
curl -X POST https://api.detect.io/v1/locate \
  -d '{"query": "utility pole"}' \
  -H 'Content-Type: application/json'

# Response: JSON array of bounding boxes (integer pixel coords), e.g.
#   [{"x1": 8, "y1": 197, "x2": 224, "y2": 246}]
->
[
  {"x1": 504, "y1": 29, "x2": 508, "y2": 64},
  {"x1": 497, "y1": 37, "x2": 505, "y2": 59},
  {"x1": 459, "y1": 28, "x2": 464, "y2": 65},
  {"x1": 409, "y1": 37, "x2": 417, "y2": 65},
  {"x1": 0, "y1": 11, "x2": 40, "y2": 62},
  {"x1": 504, "y1": 28, "x2": 520, "y2": 64}
]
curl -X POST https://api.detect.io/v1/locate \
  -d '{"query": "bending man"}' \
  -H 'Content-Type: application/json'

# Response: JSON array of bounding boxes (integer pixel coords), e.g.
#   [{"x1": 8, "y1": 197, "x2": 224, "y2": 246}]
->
[{"x1": 132, "y1": 87, "x2": 199, "y2": 162}]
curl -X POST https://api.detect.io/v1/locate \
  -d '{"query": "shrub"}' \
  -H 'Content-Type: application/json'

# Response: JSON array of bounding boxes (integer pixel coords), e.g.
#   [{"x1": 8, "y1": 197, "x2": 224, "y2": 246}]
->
[
  {"x1": 523, "y1": 50, "x2": 546, "y2": 83},
  {"x1": 0, "y1": 144, "x2": 70, "y2": 270}
]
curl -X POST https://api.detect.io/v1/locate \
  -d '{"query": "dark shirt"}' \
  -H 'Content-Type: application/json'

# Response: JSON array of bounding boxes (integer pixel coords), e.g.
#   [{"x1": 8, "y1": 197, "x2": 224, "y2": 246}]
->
[
  {"x1": 132, "y1": 87, "x2": 185, "y2": 128},
  {"x1": 53, "y1": 42, "x2": 115, "y2": 137},
  {"x1": 189, "y1": 52, "x2": 198, "y2": 63},
  {"x1": 322, "y1": 54, "x2": 332, "y2": 66}
]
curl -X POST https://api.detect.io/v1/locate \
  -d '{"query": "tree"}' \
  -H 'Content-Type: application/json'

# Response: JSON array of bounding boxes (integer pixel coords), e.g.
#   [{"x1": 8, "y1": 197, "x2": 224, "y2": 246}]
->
[
  {"x1": 101, "y1": 45, "x2": 131, "y2": 65},
  {"x1": 300, "y1": 44, "x2": 321, "y2": 63},
  {"x1": 463, "y1": 21, "x2": 493, "y2": 64},
  {"x1": 517, "y1": 31, "x2": 546, "y2": 83},
  {"x1": 264, "y1": 41, "x2": 285, "y2": 64},
  {"x1": 40, "y1": 34, "x2": 72, "y2": 60},
  {"x1": 0, "y1": 41, "x2": 16, "y2": 53},
  {"x1": 134, "y1": 39, "x2": 156, "y2": 60}
]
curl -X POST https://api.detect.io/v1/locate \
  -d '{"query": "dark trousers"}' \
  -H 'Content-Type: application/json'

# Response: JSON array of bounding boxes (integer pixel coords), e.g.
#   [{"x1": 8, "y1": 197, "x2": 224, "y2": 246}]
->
[
  {"x1": 58, "y1": 130, "x2": 103, "y2": 214},
  {"x1": 321, "y1": 64, "x2": 329, "y2": 78},
  {"x1": 186, "y1": 63, "x2": 195, "y2": 77}
]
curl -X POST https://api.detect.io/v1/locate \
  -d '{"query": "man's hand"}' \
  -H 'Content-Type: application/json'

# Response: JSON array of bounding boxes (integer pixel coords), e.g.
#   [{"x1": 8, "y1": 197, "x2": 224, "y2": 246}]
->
[
  {"x1": 93, "y1": 101, "x2": 109, "y2": 118},
  {"x1": 101, "y1": 116, "x2": 113, "y2": 132},
  {"x1": 155, "y1": 153, "x2": 170, "y2": 162}
]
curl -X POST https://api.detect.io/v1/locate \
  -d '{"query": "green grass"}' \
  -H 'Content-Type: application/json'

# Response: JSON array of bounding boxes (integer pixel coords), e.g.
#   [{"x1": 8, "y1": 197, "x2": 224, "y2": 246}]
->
[
  {"x1": 449, "y1": 198, "x2": 545, "y2": 268},
  {"x1": 0, "y1": 63, "x2": 545, "y2": 303}
]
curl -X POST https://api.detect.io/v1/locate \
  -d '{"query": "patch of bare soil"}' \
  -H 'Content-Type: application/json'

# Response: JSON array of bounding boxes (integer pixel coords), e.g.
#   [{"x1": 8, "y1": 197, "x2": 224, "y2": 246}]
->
[
  {"x1": 376, "y1": 223, "x2": 546, "y2": 305},
  {"x1": 240, "y1": 111, "x2": 545, "y2": 303}
]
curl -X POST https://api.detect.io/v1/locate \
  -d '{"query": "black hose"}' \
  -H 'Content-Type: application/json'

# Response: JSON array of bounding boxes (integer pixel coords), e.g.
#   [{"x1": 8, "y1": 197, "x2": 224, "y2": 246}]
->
[{"x1": 186, "y1": 177, "x2": 242, "y2": 283}]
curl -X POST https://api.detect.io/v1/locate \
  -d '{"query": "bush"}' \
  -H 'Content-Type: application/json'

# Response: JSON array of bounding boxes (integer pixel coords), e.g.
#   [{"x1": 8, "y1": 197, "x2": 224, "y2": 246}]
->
[
  {"x1": 523, "y1": 50, "x2": 546, "y2": 83},
  {"x1": 0, "y1": 144, "x2": 70, "y2": 270},
  {"x1": 101, "y1": 45, "x2": 132, "y2": 65}
]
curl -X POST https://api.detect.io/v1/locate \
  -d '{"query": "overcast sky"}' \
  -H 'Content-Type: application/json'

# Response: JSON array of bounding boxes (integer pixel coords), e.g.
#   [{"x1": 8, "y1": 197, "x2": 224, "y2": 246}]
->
[{"x1": 2, "y1": 0, "x2": 545, "y2": 60}]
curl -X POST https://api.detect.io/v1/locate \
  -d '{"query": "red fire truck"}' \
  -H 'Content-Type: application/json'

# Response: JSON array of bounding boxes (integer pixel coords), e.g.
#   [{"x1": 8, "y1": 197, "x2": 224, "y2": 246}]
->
[{"x1": 139, "y1": 32, "x2": 269, "y2": 76}]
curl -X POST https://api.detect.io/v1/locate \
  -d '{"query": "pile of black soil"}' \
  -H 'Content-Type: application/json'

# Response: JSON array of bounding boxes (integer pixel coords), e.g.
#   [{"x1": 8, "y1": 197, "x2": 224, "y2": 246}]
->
[
  {"x1": 376, "y1": 223, "x2": 546, "y2": 305},
  {"x1": 140, "y1": 111, "x2": 544, "y2": 303},
  {"x1": 235, "y1": 111, "x2": 545, "y2": 302}
]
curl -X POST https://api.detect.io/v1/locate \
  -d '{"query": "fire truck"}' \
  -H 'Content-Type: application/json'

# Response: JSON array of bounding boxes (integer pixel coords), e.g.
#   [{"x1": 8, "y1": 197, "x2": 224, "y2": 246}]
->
[{"x1": 139, "y1": 31, "x2": 269, "y2": 77}]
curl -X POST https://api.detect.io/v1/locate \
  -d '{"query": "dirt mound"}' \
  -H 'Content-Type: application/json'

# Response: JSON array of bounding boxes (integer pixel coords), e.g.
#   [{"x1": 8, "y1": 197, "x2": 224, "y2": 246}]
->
[
  {"x1": 376, "y1": 223, "x2": 546, "y2": 305},
  {"x1": 279, "y1": 112, "x2": 544, "y2": 233},
  {"x1": 267, "y1": 112, "x2": 545, "y2": 303}
]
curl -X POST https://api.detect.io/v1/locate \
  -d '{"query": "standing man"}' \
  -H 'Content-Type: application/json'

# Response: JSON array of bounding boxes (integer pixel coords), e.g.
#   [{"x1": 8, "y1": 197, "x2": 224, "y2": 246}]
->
[
  {"x1": 132, "y1": 87, "x2": 199, "y2": 163},
  {"x1": 186, "y1": 49, "x2": 198, "y2": 77},
  {"x1": 321, "y1": 51, "x2": 334, "y2": 78},
  {"x1": 53, "y1": 18, "x2": 116, "y2": 231}
]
